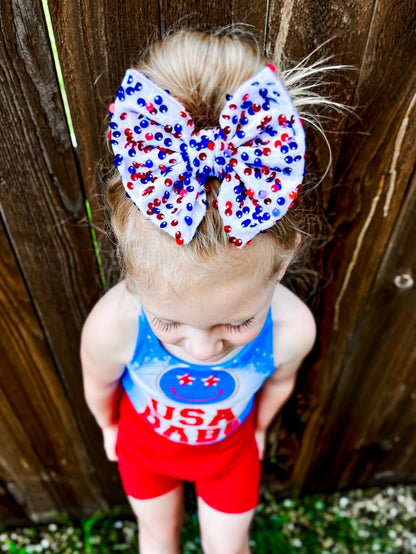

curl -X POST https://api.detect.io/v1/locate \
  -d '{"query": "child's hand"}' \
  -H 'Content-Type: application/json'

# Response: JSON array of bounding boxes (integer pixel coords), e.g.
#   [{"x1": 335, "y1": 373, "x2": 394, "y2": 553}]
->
[
  {"x1": 102, "y1": 424, "x2": 119, "y2": 462},
  {"x1": 255, "y1": 429, "x2": 266, "y2": 460}
]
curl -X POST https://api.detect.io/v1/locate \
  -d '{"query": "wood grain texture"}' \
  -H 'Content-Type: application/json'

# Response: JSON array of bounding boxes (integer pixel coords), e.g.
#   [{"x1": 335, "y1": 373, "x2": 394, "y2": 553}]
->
[
  {"x1": 264, "y1": 0, "x2": 416, "y2": 494},
  {"x1": 0, "y1": 223, "x2": 110, "y2": 522},
  {"x1": 0, "y1": 0, "x2": 123, "y2": 518},
  {"x1": 49, "y1": 0, "x2": 161, "y2": 286},
  {"x1": 304, "y1": 165, "x2": 416, "y2": 491}
]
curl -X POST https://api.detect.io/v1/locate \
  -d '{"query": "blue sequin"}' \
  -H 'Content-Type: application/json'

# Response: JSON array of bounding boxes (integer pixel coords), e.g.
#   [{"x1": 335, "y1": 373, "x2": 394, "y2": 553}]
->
[{"x1": 113, "y1": 154, "x2": 123, "y2": 167}]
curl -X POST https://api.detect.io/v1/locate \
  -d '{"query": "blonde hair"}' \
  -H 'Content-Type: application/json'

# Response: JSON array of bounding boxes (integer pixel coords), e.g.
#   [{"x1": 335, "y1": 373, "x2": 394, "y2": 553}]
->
[{"x1": 105, "y1": 29, "x2": 341, "y2": 294}]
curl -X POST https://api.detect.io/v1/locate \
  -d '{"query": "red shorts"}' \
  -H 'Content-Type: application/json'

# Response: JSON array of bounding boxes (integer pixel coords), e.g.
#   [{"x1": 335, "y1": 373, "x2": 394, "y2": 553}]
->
[{"x1": 115, "y1": 393, "x2": 261, "y2": 513}]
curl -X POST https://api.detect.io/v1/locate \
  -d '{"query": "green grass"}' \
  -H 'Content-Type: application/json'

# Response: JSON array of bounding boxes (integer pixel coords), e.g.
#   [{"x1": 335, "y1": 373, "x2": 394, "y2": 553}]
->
[{"x1": 2, "y1": 485, "x2": 416, "y2": 553}]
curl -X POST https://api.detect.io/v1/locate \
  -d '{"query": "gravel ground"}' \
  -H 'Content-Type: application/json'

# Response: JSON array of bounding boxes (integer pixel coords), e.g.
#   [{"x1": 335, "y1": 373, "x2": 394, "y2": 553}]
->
[{"x1": 1, "y1": 484, "x2": 415, "y2": 553}]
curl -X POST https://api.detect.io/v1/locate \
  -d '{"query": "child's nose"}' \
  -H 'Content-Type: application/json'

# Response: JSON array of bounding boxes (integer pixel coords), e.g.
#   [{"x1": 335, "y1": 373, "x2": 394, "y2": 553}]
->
[{"x1": 185, "y1": 328, "x2": 223, "y2": 361}]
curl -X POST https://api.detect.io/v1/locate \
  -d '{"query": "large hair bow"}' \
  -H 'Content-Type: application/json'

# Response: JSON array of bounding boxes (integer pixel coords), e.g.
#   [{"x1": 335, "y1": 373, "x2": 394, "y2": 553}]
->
[{"x1": 109, "y1": 65, "x2": 305, "y2": 246}]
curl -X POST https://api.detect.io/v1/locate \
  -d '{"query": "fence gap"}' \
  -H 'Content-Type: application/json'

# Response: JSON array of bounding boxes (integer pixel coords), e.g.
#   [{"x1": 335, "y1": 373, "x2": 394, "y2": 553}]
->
[{"x1": 41, "y1": 0, "x2": 107, "y2": 290}]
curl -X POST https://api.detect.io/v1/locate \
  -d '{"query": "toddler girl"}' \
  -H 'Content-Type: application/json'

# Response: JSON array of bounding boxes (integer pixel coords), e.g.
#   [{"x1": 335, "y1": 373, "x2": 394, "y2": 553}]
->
[{"x1": 81, "y1": 29, "x2": 325, "y2": 554}]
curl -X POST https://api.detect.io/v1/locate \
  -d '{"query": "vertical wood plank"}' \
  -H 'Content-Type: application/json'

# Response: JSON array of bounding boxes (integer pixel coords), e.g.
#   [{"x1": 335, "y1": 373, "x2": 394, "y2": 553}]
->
[
  {"x1": 264, "y1": 0, "x2": 416, "y2": 493},
  {"x1": 0, "y1": 223, "x2": 108, "y2": 521},
  {"x1": 304, "y1": 166, "x2": 416, "y2": 491},
  {"x1": 48, "y1": 0, "x2": 161, "y2": 286},
  {"x1": 159, "y1": 0, "x2": 232, "y2": 32},
  {"x1": 0, "y1": 0, "x2": 123, "y2": 513},
  {"x1": 298, "y1": 0, "x2": 416, "y2": 491}
]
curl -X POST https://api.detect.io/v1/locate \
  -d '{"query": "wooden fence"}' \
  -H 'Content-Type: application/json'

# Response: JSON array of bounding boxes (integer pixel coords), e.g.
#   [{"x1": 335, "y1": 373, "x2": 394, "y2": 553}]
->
[{"x1": 0, "y1": 0, "x2": 415, "y2": 525}]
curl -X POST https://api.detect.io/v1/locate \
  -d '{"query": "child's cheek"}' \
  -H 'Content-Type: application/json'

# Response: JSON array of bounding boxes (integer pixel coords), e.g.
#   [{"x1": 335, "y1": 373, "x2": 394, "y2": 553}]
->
[
  {"x1": 229, "y1": 327, "x2": 262, "y2": 346},
  {"x1": 152, "y1": 328, "x2": 181, "y2": 343}
]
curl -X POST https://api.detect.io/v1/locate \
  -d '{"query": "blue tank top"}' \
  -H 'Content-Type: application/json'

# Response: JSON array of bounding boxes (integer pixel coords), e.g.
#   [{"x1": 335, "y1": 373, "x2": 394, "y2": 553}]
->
[{"x1": 122, "y1": 308, "x2": 276, "y2": 445}]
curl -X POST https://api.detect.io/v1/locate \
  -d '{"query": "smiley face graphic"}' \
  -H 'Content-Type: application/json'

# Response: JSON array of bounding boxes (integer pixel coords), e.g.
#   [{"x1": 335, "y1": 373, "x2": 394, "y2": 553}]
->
[{"x1": 158, "y1": 367, "x2": 238, "y2": 404}]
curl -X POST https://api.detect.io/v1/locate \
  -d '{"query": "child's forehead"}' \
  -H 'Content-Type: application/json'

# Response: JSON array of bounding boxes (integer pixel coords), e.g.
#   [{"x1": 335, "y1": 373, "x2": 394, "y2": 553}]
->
[
  {"x1": 139, "y1": 267, "x2": 276, "y2": 325},
  {"x1": 147, "y1": 246, "x2": 271, "y2": 294}
]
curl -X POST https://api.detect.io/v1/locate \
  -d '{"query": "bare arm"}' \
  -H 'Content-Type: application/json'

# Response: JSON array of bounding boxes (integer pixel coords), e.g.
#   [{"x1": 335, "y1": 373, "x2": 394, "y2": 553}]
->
[
  {"x1": 254, "y1": 285, "x2": 316, "y2": 458},
  {"x1": 80, "y1": 339, "x2": 125, "y2": 429},
  {"x1": 80, "y1": 281, "x2": 139, "y2": 459}
]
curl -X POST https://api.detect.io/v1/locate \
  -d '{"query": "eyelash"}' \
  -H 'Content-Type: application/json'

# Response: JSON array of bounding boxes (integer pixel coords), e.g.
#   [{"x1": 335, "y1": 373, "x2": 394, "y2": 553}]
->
[
  {"x1": 224, "y1": 318, "x2": 255, "y2": 333},
  {"x1": 152, "y1": 319, "x2": 179, "y2": 333},
  {"x1": 152, "y1": 318, "x2": 254, "y2": 333}
]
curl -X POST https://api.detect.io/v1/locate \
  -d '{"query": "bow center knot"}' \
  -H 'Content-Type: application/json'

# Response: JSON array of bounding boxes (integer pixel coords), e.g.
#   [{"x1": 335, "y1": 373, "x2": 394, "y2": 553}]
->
[{"x1": 188, "y1": 129, "x2": 231, "y2": 180}]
